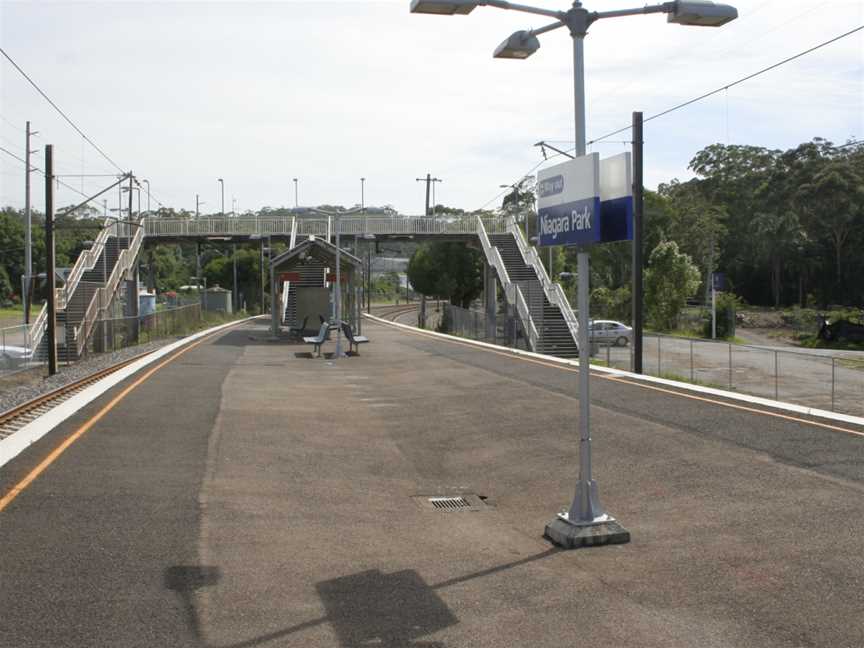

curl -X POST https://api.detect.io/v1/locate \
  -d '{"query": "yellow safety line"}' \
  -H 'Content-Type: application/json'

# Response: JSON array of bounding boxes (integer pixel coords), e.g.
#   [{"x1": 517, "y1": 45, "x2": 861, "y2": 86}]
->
[
  {"x1": 374, "y1": 318, "x2": 864, "y2": 440},
  {"x1": 0, "y1": 329, "x2": 230, "y2": 514}
]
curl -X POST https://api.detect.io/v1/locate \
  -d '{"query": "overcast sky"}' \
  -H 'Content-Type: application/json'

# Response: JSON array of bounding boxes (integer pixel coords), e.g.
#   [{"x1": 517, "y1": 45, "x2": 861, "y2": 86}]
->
[{"x1": 1, "y1": 0, "x2": 861, "y2": 216}]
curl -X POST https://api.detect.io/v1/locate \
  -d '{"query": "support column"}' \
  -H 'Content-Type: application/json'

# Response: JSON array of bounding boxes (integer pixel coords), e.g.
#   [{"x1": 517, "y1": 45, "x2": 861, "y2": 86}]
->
[
  {"x1": 484, "y1": 261, "x2": 497, "y2": 341},
  {"x1": 270, "y1": 263, "x2": 278, "y2": 337},
  {"x1": 125, "y1": 267, "x2": 139, "y2": 344}
]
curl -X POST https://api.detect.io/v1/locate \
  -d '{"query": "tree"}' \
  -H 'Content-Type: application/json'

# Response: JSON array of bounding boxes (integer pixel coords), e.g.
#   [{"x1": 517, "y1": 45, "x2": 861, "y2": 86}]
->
[
  {"x1": 644, "y1": 240, "x2": 701, "y2": 331},
  {"x1": 407, "y1": 242, "x2": 483, "y2": 308}
]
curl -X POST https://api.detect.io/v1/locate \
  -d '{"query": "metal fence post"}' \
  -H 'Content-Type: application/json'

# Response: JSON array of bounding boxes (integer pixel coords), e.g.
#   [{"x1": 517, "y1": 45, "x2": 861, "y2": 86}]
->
[
  {"x1": 690, "y1": 339, "x2": 694, "y2": 383},
  {"x1": 831, "y1": 357, "x2": 836, "y2": 411},
  {"x1": 606, "y1": 343, "x2": 610, "y2": 367},
  {"x1": 774, "y1": 351, "x2": 779, "y2": 401},
  {"x1": 657, "y1": 335, "x2": 661, "y2": 375},
  {"x1": 728, "y1": 343, "x2": 733, "y2": 390}
]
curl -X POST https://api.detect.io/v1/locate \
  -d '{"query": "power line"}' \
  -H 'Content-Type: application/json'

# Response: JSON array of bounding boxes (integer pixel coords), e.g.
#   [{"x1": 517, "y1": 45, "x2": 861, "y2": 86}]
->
[
  {"x1": 477, "y1": 22, "x2": 864, "y2": 210},
  {"x1": 0, "y1": 46, "x2": 125, "y2": 174},
  {"x1": 0, "y1": 144, "x2": 102, "y2": 202},
  {"x1": 588, "y1": 24, "x2": 864, "y2": 147}
]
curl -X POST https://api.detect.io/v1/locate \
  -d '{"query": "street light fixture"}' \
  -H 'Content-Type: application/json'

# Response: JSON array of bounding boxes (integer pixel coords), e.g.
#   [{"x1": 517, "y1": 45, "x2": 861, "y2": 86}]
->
[
  {"x1": 493, "y1": 30, "x2": 540, "y2": 58},
  {"x1": 411, "y1": 0, "x2": 737, "y2": 546}
]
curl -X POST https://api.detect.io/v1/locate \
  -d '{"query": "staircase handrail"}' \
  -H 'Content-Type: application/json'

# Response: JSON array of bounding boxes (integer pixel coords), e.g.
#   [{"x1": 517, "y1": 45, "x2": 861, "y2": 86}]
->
[
  {"x1": 506, "y1": 215, "x2": 580, "y2": 345},
  {"x1": 476, "y1": 216, "x2": 511, "y2": 286},
  {"x1": 507, "y1": 283, "x2": 539, "y2": 350},
  {"x1": 477, "y1": 215, "x2": 541, "y2": 351},
  {"x1": 27, "y1": 217, "x2": 117, "y2": 355},
  {"x1": 59, "y1": 217, "x2": 116, "y2": 310},
  {"x1": 289, "y1": 216, "x2": 297, "y2": 249},
  {"x1": 74, "y1": 225, "x2": 144, "y2": 357}
]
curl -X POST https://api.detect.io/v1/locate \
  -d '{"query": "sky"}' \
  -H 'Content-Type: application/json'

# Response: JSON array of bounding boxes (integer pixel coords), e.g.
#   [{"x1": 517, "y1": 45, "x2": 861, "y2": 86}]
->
[{"x1": 1, "y1": 0, "x2": 862, "y2": 216}]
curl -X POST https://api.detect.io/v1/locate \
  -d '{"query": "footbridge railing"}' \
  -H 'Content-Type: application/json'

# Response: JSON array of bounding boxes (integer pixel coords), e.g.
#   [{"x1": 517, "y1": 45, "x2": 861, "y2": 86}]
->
[{"x1": 142, "y1": 214, "x2": 508, "y2": 239}]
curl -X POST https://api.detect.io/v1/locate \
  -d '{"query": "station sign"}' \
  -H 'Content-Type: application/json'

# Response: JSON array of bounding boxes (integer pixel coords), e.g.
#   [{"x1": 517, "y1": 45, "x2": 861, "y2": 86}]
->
[
  {"x1": 599, "y1": 152, "x2": 633, "y2": 244},
  {"x1": 537, "y1": 154, "x2": 601, "y2": 247},
  {"x1": 536, "y1": 152, "x2": 634, "y2": 247}
]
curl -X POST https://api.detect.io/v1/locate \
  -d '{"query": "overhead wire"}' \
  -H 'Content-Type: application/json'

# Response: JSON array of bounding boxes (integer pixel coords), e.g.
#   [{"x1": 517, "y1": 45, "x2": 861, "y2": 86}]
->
[
  {"x1": 0, "y1": 144, "x2": 113, "y2": 204},
  {"x1": 476, "y1": 23, "x2": 864, "y2": 210},
  {"x1": 0, "y1": 46, "x2": 126, "y2": 174}
]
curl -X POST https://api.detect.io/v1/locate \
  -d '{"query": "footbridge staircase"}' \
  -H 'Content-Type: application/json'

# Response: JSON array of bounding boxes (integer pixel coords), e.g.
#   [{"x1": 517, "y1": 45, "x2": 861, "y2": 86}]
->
[
  {"x1": 30, "y1": 219, "x2": 144, "y2": 363},
  {"x1": 477, "y1": 216, "x2": 581, "y2": 358}
]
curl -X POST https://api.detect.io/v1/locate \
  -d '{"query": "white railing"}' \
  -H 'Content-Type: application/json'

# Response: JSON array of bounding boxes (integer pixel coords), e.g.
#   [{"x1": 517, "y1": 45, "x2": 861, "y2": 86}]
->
[
  {"x1": 59, "y1": 218, "x2": 116, "y2": 309},
  {"x1": 142, "y1": 214, "x2": 508, "y2": 239},
  {"x1": 476, "y1": 215, "x2": 539, "y2": 351},
  {"x1": 507, "y1": 283, "x2": 539, "y2": 351},
  {"x1": 289, "y1": 217, "x2": 297, "y2": 250},
  {"x1": 506, "y1": 215, "x2": 580, "y2": 346},
  {"x1": 74, "y1": 225, "x2": 144, "y2": 357}
]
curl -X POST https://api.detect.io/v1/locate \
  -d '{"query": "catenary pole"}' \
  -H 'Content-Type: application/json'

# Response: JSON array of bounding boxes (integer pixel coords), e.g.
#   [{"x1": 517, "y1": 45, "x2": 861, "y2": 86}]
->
[
  {"x1": 632, "y1": 111, "x2": 644, "y2": 373},
  {"x1": 45, "y1": 144, "x2": 57, "y2": 376}
]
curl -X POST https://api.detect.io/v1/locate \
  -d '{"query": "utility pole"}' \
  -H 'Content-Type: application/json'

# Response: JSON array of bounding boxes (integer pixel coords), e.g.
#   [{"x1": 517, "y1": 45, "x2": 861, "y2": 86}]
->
[
  {"x1": 143, "y1": 179, "x2": 150, "y2": 215},
  {"x1": 632, "y1": 111, "x2": 644, "y2": 374},
  {"x1": 23, "y1": 121, "x2": 37, "y2": 325},
  {"x1": 415, "y1": 174, "x2": 442, "y2": 216},
  {"x1": 45, "y1": 144, "x2": 57, "y2": 376}
]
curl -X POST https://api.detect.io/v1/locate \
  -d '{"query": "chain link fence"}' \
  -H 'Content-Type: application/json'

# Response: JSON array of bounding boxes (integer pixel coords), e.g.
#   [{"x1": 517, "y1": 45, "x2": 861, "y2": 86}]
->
[
  {"x1": 83, "y1": 304, "x2": 204, "y2": 358},
  {"x1": 597, "y1": 334, "x2": 864, "y2": 417}
]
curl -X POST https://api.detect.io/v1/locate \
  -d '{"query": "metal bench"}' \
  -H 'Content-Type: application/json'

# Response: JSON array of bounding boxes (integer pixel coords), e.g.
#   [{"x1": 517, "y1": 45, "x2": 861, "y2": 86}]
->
[
  {"x1": 303, "y1": 322, "x2": 330, "y2": 357},
  {"x1": 341, "y1": 322, "x2": 370, "y2": 355}
]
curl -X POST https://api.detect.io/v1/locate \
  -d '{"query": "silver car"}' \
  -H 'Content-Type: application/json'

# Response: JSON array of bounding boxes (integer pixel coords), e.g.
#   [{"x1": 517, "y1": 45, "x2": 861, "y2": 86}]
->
[{"x1": 589, "y1": 320, "x2": 632, "y2": 346}]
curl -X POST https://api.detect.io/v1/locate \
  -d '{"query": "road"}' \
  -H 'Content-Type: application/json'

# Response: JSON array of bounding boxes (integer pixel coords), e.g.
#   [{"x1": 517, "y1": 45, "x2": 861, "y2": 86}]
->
[{"x1": 1, "y1": 318, "x2": 863, "y2": 647}]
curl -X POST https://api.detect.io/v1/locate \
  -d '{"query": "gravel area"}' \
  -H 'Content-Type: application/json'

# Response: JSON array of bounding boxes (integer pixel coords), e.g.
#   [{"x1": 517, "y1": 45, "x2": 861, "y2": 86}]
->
[{"x1": 0, "y1": 337, "x2": 183, "y2": 415}]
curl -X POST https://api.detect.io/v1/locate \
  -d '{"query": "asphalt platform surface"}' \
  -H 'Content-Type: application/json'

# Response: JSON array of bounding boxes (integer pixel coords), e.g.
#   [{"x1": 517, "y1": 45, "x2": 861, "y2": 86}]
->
[{"x1": 1, "y1": 318, "x2": 863, "y2": 648}]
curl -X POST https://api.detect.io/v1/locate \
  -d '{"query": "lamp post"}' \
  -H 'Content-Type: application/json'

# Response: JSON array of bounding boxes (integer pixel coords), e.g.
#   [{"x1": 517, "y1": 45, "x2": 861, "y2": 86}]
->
[
  {"x1": 143, "y1": 179, "x2": 150, "y2": 216},
  {"x1": 293, "y1": 178, "x2": 299, "y2": 208},
  {"x1": 307, "y1": 207, "x2": 364, "y2": 361},
  {"x1": 411, "y1": 0, "x2": 737, "y2": 546},
  {"x1": 218, "y1": 178, "x2": 225, "y2": 216}
]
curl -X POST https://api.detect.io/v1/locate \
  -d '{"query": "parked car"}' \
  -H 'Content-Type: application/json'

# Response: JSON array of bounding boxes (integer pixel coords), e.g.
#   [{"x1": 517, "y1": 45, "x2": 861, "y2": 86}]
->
[{"x1": 589, "y1": 320, "x2": 632, "y2": 346}]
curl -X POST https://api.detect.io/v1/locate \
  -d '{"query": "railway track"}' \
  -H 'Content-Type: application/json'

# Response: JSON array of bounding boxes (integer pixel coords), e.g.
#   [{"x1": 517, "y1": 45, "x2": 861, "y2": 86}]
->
[
  {"x1": 371, "y1": 304, "x2": 419, "y2": 323},
  {"x1": 0, "y1": 351, "x2": 153, "y2": 441}
]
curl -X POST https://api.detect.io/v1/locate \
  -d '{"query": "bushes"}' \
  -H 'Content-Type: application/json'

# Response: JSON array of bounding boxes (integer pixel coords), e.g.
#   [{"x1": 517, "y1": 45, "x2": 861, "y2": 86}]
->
[{"x1": 702, "y1": 291, "x2": 740, "y2": 338}]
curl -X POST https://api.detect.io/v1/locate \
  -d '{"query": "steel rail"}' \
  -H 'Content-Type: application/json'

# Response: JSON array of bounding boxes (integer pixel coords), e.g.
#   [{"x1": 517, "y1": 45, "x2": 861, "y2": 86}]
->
[{"x1": 0, "y1": 350, "x2": 154, "y2": 440}]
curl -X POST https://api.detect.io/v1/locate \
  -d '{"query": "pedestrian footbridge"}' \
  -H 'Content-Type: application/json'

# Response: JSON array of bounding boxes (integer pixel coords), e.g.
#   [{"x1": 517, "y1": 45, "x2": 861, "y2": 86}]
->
[{"x1": 28, "y1": 213, "x2": 583, "y2": 365}]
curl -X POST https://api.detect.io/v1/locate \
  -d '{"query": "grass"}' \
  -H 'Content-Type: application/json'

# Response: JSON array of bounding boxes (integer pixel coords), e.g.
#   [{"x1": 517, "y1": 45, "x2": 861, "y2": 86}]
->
[
  {"x1": 0, "y1": 305, "x2": 24, "y2": 319},
  {"x1": 657, "y1": 370, "x2": 729, "y2": 390},
  {"x1": 796, "y1": 335, "x2": 864, "y2": 352},
  {"x1": 647, "y1": 327, "x2": 746, "y2": 345}
]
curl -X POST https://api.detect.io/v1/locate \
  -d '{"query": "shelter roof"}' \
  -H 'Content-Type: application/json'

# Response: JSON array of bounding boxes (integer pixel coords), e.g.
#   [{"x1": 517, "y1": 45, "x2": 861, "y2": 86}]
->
[{"x1": 271, "y1": 236, "x2": 362, "y2": 271}]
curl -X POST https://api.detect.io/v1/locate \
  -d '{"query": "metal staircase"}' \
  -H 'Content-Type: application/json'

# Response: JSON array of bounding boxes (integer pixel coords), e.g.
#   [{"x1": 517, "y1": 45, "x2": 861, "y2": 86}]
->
[
  {"x1": 30, "y1": 221, "x2": 143, "y2": 362},
  {"x1": 477, "y1": 216, "x2": 581, "y2": 358}
]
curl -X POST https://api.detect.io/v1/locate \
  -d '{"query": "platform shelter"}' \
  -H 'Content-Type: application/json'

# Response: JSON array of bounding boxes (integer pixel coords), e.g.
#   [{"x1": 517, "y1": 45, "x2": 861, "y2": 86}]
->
[{"x1": 269, "y1": 236, "x2": 363, "y2": 337}]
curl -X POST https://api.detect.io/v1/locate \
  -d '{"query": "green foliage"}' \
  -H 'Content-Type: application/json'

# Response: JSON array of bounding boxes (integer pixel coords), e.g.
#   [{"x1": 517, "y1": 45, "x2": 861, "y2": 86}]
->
[
  {"x1": 701, "y1": 291, "x2": 741, "y2": 338},
  {"x1": 372, "y1": 272, "x2": 401, "y2": 301},
  {"x1": 645, "y1": 240, "x2": 701, "y2": 331},
  {"x1": 591, "y1": 285, "x2": 631, "y2": 322},
  {"x1": 407, "y1": 242, "x2": 482, "y2": 308}
]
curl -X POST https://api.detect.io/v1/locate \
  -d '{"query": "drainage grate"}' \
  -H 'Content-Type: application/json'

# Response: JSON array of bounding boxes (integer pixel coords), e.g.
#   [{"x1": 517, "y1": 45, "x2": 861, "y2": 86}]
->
[
  {"x1": 429, "y1": 496, "x2": 471, "y2": 510},
  {"x1": 412, "y1": 494, "x2": 490, "y2": 512}
]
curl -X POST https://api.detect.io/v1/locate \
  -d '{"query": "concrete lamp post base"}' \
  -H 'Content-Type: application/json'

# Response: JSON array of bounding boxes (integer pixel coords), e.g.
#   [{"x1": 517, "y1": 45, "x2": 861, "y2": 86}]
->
[{"x1": 544, "y1": 514, "x2": 631, "y2": 549}]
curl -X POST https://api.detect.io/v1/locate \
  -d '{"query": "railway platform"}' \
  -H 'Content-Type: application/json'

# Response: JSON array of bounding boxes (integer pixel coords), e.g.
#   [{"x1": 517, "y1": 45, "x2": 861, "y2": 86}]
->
[{"x1": 1, "y1": 316, "x2": 863, "y2": 647}]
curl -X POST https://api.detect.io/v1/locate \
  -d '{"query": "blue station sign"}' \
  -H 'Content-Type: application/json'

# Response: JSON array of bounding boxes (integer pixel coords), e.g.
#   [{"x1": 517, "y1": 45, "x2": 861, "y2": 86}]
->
[
  {"x1": 537, "y1": 154, "x2": 602, "y2": 247},
  {"x1": 536, "y1": 152, "x2": 634, "y2": 247}
]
